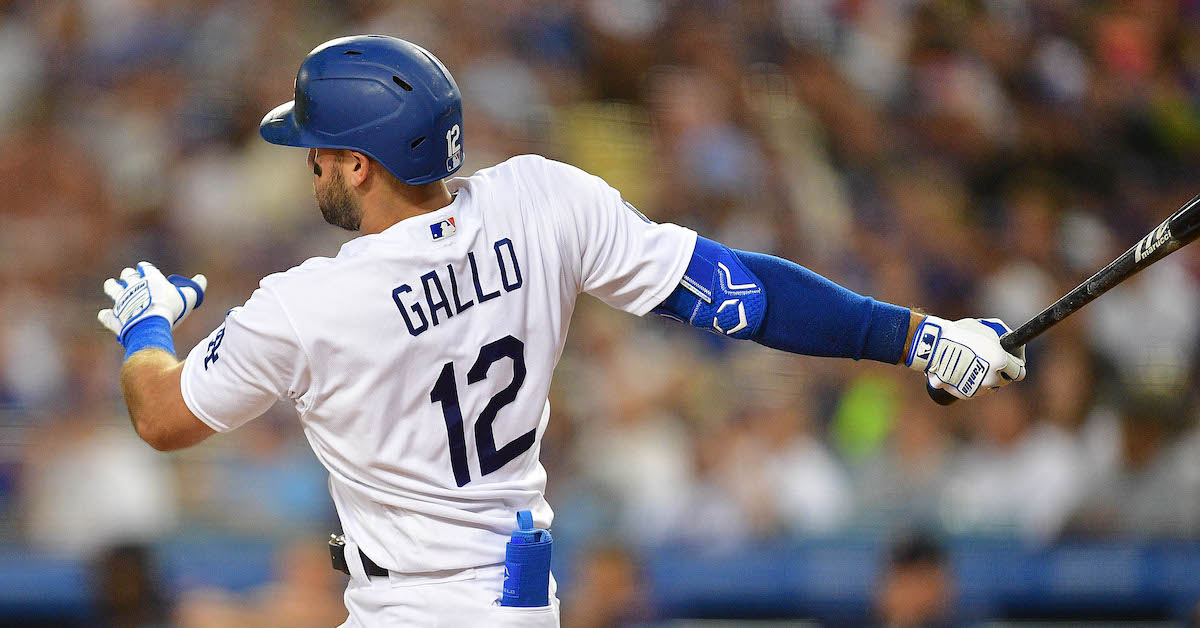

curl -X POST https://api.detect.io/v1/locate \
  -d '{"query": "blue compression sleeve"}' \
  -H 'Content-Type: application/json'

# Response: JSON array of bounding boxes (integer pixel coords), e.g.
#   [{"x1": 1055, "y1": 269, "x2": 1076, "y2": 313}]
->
[
  {"x1": 122, "y1": 316, "x2": 176, "y2": 361},
  {"x1": 733, "y1": 250, "x2": 910, "y2": 363}
]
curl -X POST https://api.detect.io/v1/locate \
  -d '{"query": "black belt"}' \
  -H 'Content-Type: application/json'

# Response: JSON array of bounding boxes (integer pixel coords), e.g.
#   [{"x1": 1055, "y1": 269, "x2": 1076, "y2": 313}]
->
[{"x1": 329, "y1": 534, "x2": 390, "y2": 577}]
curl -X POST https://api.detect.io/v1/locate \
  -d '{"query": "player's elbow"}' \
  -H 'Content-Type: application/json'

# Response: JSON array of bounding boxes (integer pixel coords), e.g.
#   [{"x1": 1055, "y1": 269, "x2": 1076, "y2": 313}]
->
[
  {"x1": 148, "y1": 436, "x2": 191, "y2": 452},
  {"x1": 123, "y1": 384, "x2": 175, "y2": 450},
  {"x1": 130, "y1": 414, "x2": 176, "y2": 451},
  {"x1": 140, "y1": 431, "x2": 175, "y2": 452},
  {"x1": 120, "y1": 354, "x2": 211, "y2": 451},
  {"x1": 130, "y1": 408, "x2": 212, "y2": 451},
  {"x1": 122, "y1": 387, "x2": 196, "y2": 451}
]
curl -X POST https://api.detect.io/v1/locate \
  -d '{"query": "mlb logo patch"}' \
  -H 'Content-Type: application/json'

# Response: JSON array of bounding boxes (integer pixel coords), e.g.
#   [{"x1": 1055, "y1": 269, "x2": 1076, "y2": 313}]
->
[
  {"x1": 914, "y1": 323, "x2": 941, "y2": 362},
  {"x1": 430, "y1": 217, "x2": 456, "y2": 240}
]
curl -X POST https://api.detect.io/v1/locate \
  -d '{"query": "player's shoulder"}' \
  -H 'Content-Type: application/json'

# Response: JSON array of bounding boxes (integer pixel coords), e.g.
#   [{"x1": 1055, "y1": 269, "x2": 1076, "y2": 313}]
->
[
  {"x1": 255, "y1": 255, "x2": 340, "y2": 297},
  {"x1": 470, "y1": 154, "x2": 600, "y2": 189},
  {"x1": 476, "y1": 153, "x2": 551, "y2": 176},
  {"x1": 465, "y1": 154, "x2": 607, "y2": 208}
]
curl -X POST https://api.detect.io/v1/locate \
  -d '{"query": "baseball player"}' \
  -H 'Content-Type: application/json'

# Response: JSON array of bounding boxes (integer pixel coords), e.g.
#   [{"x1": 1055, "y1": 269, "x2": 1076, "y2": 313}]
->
[{"x1": 97, "y1": 36, "x2": 1026, "y2": 627}]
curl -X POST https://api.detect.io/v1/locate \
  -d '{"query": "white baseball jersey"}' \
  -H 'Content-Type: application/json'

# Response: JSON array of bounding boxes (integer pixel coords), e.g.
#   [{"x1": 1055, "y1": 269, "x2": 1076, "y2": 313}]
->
[{"x1": 179, "y1": 155, "x2": 697, "y2": 573}]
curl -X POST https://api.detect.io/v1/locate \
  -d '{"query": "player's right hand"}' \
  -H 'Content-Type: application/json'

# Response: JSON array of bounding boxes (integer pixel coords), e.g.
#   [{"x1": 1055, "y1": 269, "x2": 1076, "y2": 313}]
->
[
  {"x1": 905, "y1": 315, "x2": 1026, "y2": 400},
  {"x1": 97, "y1": 262, "x2": 207, "y2": 345}
]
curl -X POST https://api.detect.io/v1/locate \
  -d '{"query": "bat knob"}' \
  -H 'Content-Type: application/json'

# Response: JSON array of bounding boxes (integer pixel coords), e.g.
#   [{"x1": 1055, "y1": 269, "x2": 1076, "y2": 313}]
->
[{"x1": 927, "y1": 384, "x2": 958, "y2": 406}]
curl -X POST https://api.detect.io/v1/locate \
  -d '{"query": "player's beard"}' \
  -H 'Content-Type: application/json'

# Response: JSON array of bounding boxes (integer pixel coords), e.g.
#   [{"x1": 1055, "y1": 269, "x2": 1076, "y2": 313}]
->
[{"x1": 316, "y1": 166, "x2": 363, "y2": 231}]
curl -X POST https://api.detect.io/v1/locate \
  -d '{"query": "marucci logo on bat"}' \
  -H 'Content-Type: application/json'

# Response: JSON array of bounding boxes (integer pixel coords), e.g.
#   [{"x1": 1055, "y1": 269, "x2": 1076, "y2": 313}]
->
[{"x1": 1135, "y1": 220, "x2": 1172, "y2": 263}]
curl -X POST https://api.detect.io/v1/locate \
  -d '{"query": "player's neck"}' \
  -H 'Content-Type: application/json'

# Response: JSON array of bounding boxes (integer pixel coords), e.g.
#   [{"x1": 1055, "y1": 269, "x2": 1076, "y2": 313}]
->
[{"x1": 359, "y1": 180, "x2": 455, "y2": 235}]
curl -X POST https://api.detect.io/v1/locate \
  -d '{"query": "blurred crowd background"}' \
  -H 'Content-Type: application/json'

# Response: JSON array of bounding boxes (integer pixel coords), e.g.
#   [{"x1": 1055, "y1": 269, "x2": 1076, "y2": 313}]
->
[{"x1": 3, "y1": 0, "x2": 1200, "y2": 625}]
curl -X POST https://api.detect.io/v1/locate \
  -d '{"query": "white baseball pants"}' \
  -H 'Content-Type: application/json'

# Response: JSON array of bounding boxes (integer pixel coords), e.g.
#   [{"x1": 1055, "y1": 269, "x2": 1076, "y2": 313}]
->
[{"x1": 337, "y1": 547, "x2": 559, "y2": 627}]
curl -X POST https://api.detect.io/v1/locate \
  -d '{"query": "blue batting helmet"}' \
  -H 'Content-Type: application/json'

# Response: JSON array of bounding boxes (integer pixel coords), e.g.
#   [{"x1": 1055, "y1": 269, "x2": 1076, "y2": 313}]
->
[{"x1": 259, "y1": 35, "x2": 464, "y2": 185}]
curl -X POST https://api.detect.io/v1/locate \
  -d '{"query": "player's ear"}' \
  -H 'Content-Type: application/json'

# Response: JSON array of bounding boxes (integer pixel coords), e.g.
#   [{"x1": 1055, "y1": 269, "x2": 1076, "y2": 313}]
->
[{"x1": 346, "y1": 151, "x2": 370, "y2": 187}]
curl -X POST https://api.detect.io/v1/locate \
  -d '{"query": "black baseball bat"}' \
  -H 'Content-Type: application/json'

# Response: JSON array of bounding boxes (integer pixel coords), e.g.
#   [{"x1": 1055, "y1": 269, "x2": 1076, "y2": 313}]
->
[{"x1": 928, "y1": 192, "x2": 1200, "y2": 405}]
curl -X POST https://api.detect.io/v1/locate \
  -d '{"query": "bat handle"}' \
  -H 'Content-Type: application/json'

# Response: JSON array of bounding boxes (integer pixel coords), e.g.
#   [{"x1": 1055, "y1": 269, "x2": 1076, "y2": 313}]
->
[
  {"x1": 925, "y1": 331, "x2": 1019, "y2": 406},
  {"x1": 999, "y1": 330, "x2": 1022, "y2": 353}
]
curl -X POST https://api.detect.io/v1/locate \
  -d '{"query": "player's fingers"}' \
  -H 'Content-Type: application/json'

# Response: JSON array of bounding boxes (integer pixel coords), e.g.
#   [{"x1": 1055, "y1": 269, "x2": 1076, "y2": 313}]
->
[
  {"x1": 168, "y1": 274, "x2": 206, "y2": 313},
  {"x1": 103, "y1": 278, "x2": 124, "y2": 300},
  {"x1": 1001, "y1": 354, "x2": 1026, "y2": 382},
  {"x1": 119, "y1": 267, "x2": 139, "y2": 284},
  {"x1": 137, "y1": 261, "x2": 160, "y2": 278},
  {"x1": 97, "y1": 309, "x2": 122, "y2": 336},
  {"x1": 979, "y1": 317, "x2": 1012, "y2": 333},
  {"x1": 192, "y1": 273, "x2": 208, "y2": 294},
  {"x1": 927, "y1": 372, "x2": 965, "y2": 400}
]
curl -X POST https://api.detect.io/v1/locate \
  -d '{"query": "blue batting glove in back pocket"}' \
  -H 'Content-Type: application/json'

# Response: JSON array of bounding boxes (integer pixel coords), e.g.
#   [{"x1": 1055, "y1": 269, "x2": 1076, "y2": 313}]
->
[{"x1": 500, "y1": 510, "x2": 552, "y2": 607}]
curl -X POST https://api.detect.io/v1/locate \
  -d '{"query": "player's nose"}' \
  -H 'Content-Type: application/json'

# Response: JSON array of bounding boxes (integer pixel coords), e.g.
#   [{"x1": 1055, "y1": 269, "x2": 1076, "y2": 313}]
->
[{"x1": 307, "y1": 148, "x2": 319, "y2": 176}]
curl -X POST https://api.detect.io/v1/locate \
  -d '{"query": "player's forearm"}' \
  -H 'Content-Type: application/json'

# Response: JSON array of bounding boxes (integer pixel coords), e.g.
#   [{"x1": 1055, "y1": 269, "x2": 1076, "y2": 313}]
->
[
  {"x1": 733, "y1": 250, "x2": 913, "y2": 364},
  {"x1": 120, "y1": 348, "x2": 182, "y2": 448},
  {"x1": 652, "y1": 238, "x2": 1023, "y2": 396},
  {"x1": 120, "y1": 348, "x2": 208, "y2": 451}
]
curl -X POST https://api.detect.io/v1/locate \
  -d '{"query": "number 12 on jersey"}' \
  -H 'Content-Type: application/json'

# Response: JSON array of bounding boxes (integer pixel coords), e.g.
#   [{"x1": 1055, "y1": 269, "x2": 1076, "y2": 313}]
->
[{"x1": 429, "y1": 335, "x2": 535, "y2": 487}]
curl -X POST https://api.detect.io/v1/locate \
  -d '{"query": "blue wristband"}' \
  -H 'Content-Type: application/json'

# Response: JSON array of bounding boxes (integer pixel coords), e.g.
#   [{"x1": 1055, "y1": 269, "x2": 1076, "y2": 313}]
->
[{"x1": 122, "y1": 316, "x2": 176, "y2": 361}]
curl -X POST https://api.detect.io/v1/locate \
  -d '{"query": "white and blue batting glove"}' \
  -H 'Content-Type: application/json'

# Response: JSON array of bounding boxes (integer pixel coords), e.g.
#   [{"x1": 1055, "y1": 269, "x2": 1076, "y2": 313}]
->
[
  {"x1": 97, "y1": 262, "x2": 207, "y2": 345},
  {"x1": 905, "y1": 316, "x2": 1026, "y2": 400}
]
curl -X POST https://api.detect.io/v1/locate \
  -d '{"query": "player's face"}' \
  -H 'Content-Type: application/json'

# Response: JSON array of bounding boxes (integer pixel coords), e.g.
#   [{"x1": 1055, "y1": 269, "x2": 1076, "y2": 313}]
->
[{"x1": 310, "y1": 148, "x2": 363, "y2": 231}]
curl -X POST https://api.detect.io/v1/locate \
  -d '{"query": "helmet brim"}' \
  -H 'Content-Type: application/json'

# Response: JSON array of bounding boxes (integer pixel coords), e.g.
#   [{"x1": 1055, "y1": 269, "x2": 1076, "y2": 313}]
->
[
  {"x1": 259, "y1": 100, "x2": 326, "y2": 148},
  {"x1": 258, "y1": 96, "x2": 451, "y2": 184}
]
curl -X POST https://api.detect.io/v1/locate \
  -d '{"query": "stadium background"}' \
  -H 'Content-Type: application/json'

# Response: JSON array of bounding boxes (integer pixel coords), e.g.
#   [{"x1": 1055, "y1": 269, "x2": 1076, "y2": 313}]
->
[{"x1": 2, "y1": 0, "x2": 1200, "y2": 625}]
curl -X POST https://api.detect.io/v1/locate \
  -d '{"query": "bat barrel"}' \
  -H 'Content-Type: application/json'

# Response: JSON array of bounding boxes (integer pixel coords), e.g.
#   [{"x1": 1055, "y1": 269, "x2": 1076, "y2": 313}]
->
[
  {"x1": 1168, "y1": 193, "x2": 1200, "y2": 244},
  {"x1": 997, "y1": 193, "x2": 1200, "y2": 355},
  {"x1": 930, "y1": 192, "x2": 1200, "y2": 406}
]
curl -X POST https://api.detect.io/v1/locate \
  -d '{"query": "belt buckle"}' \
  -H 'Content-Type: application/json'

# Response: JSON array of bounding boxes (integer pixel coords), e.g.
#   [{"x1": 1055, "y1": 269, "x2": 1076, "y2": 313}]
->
[{"x1": 329, "y1": 534, "x2": 349, "y2": 574}]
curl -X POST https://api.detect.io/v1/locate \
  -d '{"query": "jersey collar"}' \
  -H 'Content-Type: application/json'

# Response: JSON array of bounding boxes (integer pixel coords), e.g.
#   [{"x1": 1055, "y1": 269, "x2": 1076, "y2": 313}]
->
[{"x1": 337, "y1": 178, "x2": 470, "y2": 257}]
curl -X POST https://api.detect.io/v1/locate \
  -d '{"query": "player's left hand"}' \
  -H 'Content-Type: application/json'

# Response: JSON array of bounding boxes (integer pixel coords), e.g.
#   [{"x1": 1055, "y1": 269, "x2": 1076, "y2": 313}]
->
[
  {"x1": 905, "y1": 315, "x2": 1026, "y2": 400},
  {"x1": 97, "y1": 262, "x2": 207, "y2": 344}
]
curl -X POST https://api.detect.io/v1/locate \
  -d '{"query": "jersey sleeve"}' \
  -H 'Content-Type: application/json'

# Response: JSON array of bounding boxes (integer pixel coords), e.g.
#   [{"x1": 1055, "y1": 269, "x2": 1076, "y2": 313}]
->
[
  {"x1": 533, "y1": 157, "x2": 697, "y2": 315},
  {"x1": 179, "y1": 286, "x2": 310, "y2": 432}
]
